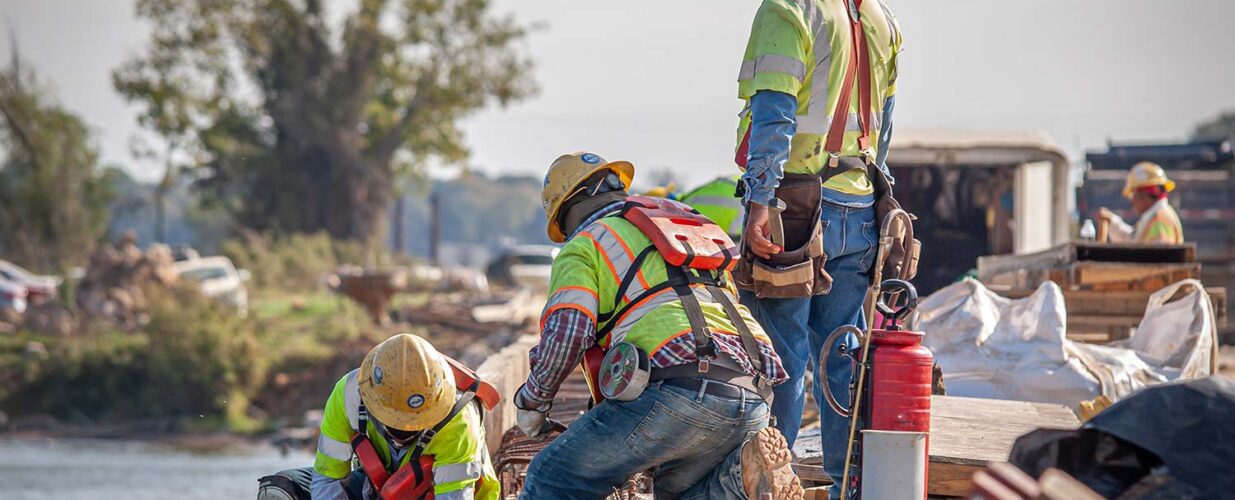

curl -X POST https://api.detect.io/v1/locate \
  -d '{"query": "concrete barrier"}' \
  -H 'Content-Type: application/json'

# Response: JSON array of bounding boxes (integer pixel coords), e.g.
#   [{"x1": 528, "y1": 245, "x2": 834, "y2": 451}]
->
[{"x1": 476, "y1": 334, "x2": 538, "y2": 454}]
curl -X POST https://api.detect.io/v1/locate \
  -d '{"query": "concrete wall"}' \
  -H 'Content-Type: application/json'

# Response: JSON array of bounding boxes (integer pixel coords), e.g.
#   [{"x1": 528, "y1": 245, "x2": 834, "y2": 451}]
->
[{"x1": 476, "y1": 334, "x2": 538, "y2": 454}]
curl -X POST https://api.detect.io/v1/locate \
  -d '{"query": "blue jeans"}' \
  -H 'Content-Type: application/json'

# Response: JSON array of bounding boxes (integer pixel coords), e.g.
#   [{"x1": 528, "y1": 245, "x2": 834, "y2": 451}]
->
[
  {"x1": 521, "y1": 381, "x2": 769, "y2": 499},
  {"x1": 739, "y1": 200, "x2": 876, "y2": 493}
]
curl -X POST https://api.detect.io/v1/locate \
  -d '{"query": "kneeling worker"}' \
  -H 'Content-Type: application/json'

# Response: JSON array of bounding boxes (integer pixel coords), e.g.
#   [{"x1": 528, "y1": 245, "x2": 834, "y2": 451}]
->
[
  {"x1": 515, "y1": 151, "x2": 802, "y2": 499},
  {"x1": 258, "y1": 333, "x2": 500, "y2": 500}
]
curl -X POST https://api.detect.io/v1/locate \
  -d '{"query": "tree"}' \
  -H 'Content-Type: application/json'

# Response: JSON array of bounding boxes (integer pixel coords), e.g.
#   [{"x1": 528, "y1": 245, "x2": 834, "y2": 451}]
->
[
  {"x1": 115, "y1": 0, "x2": 536, "y2": 242},
  {"x1": 0, "y1": 50, "x2": 112, "y2": 270},
  {"x1": 1193, "y1": 110, "x2": 1235, "y2": 142}
]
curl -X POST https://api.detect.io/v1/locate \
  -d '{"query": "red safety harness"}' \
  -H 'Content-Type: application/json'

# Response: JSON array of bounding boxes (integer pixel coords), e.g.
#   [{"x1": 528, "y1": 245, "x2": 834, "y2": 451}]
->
[
  {"x1": 351, "y1": 356, "x2": 499, "y2": 499},
  {"x1": 581, "y1": 196, "x2": 771, "y2": 403}
]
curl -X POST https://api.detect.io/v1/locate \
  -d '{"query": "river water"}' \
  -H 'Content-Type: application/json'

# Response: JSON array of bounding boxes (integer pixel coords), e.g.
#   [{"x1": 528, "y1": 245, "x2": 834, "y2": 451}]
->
[{"x1": 0, "y1": 437, "x2": 313, "y2": 499}]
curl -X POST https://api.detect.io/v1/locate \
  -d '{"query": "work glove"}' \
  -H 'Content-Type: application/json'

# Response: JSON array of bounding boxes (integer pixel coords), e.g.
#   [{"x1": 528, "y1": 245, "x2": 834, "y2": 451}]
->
[{"x1": 514, "y1": 386, "x2": 554, "y2": 441}]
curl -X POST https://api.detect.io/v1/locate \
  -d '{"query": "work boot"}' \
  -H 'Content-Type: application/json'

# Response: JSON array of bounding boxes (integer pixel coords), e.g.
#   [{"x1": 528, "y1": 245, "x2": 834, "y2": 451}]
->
[{"x1": 741, "y1": 427, "x2": 804, "y2": 500}]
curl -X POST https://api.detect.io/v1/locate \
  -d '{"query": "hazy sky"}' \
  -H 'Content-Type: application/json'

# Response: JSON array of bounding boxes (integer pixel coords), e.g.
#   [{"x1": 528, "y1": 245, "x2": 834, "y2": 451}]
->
[{"x1": 4, "y1": 0, "x2": 1235, "y2": 187}]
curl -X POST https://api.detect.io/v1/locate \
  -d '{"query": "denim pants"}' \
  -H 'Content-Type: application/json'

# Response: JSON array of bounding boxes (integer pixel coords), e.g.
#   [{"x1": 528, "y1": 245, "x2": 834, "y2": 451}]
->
[
  {"x1": 521, "y1": 380, "x2": 769, "y2": 499},
  {"x1": 739, "y1": 199, "x2": 876, "y2": 493}
]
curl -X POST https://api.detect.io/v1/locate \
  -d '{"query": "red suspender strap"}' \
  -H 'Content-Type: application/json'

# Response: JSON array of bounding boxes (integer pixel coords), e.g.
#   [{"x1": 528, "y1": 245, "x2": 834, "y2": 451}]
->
[{"x1": 823, "y1": 0, "x2": 873, "y2": 166}]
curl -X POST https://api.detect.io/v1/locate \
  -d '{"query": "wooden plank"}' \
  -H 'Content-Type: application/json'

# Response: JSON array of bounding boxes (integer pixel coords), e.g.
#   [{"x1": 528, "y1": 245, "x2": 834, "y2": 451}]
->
[
  {"x1": 976, "y1": 242, "x2": 1196, "y2": 285},
  {"x1": 1072, "y1": 242, "x2": 1195, "y2": 265},
  {"x1": 930, "y1": 461, "x2": 980, "y2": 498},
  {"x1": 1070, "y1": 262, "x2": 1199, "y2": 290},
  {"x1": 792, "y1": 396, "x2": 1080, "y2": 497},
  {"x1": 996, "y1": 287, "x2": 1227, "y2": 336}
]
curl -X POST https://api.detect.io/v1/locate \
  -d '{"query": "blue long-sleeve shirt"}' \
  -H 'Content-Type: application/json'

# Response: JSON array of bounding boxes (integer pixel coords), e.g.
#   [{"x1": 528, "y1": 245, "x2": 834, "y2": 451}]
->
[{"x1": 741, "y1": 90, "x2": 897, "y2": 207}]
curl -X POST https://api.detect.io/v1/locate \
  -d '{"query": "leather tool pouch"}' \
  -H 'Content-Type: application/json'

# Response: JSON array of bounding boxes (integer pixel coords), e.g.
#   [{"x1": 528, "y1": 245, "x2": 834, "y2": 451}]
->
[
  {"x1": 862, "y1": 159, "x2": 921, "y2": 282},
  {"x1": 735, "y1": 173, "x2": 831, "y2": 298}
]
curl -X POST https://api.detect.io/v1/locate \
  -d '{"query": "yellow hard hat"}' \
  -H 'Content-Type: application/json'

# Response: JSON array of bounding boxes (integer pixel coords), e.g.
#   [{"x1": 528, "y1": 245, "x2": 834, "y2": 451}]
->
[
  {"x1": 541, "y1": 152, "x2": 634, "y2": 243},
  {"x1": 643, "y1": 182, "x2": 677, "y2": 198},
  {"x1": 357, "y1": 333, "x2": 456, "y2": 431},
  {"x1": 1122, "y1": 161, "x2": 1176, "y2": 199}
]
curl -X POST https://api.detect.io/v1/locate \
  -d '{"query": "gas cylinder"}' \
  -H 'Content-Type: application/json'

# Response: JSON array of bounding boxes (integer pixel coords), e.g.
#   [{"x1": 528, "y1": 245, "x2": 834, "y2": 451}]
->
[{"x1": 821, "y1": 279, "x2": 933, "y2": 499}]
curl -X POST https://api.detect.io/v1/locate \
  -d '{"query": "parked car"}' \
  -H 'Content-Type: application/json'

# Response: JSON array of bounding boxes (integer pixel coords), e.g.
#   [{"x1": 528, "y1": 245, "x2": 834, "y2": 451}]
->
[
  {"x1": 0, "y1": 260, "x2": 61, "y2": 302},
  {"x1": 173, "y1": 256, "x2": 251, "y2": 316},
  {"x1": 0, "y1": 278, "x2": 28, "y2": 316},
  {"x1": 485, "y1": 245, "x2": 558, "y2": 290}
]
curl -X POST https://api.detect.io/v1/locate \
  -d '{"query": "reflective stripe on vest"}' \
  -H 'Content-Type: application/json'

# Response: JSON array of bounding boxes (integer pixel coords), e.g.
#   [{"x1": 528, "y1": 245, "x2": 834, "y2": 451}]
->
[
  {"x1": 317, "y1": 433, "x2": 352, "y2": 461},
  {"x1": 736, "y1": 0, "x2": 900, "y2": 173}
]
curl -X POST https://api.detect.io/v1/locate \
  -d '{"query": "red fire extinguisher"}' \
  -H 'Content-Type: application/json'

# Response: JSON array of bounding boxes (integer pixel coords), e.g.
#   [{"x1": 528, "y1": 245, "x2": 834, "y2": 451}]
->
[{"x1": 821, "y1": 279, "x2": 933, "y2": 498}]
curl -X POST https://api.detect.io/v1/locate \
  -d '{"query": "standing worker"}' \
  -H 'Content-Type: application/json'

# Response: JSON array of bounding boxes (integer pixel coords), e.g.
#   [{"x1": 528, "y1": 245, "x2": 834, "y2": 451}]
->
[
  {"x1": 515, "y1": 152, "x2": 803, "y2": 499},
  {"x1": 257, "y1": 333, "x2": 500, "y2": 500},
  {"x1": 732, "y1": 0, "x2": 904, "y2": 494},
  {"x1": 680, "y1": 176, "x2": 746, "y2": 239},
  {"x1": 1098, "y1": 161, "x2": 1184, "y2": 244}
]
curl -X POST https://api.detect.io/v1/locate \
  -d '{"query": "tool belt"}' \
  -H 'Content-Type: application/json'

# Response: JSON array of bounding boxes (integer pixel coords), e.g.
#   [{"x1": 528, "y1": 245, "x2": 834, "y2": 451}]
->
[
  {"x1": 734, "y1": 173, "x2": 829, "y2": 298},
  {"x1": 651, "y1": 356, "x2": 772, "y2": 403},
  {"x1": 733, "y1": 159, "x2": 919, "y2": 297}
]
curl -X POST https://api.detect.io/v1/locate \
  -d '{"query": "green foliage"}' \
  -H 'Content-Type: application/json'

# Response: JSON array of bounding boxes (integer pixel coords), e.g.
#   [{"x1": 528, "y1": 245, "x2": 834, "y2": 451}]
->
[
  {"x1": 0, "y1": 55, "x2": 112, "y2": 270},
  {"x1": 115, "y1": 0, "x2": 537, "y2": 241},
  {"x1": 4, "y1": 286, "x2": 267, "y2": 430},
  {"x1": 220, "y1": 231, "x2": 370, "y2": 290},
  {"x1": 1193, "y1": 110, "x2": 1235, "y2": 142}
]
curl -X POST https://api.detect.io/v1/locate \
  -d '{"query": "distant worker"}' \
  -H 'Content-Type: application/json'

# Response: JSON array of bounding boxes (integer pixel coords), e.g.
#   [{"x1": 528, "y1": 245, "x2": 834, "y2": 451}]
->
[
  {"x1": 515, "y1": 152, "x2": 802, "y2": 499},
  {"x1": 680, "y1": 176, "x2": 745, "y2": 239},
  {"x1": 642, "y1": 180, "x2": 678, "y2": 199},
  {"x1": 1099, "y1": 162, "x2": 1184, "y2": 244},
  {"x1": 733, "y1": 0, "x2": 903, "y2": 495},
  {"x1": 257, "y1": 333, "x2": 500, "y2": 500}
]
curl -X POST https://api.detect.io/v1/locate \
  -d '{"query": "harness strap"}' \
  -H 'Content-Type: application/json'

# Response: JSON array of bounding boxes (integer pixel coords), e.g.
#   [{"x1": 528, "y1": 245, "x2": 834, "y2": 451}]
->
[
  {"x1": 597, "y1": 245, "x2": 659, "y2": 326},
  {"x1": 667, "y1": 265, "x2": 717, "y2": 372},
  {"x1": 411, "y1": 378, "x2": 479, "y2": 460},
  {"x1": 703, "y1": 285, "x2": 765, "y2": 379}
]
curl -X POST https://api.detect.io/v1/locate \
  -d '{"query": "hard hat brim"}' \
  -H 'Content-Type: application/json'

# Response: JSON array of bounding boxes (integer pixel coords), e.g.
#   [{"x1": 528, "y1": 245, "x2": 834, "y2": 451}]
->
[
  {"x1": 1122, "y1": 179, "x2": 1176, "y2": 199},
  {"x1": 546, "y1": 160, "x2": 635, "y2": 242}
]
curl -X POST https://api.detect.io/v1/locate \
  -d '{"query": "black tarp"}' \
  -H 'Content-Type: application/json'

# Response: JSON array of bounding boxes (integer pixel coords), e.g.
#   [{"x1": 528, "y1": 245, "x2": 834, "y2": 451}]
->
[{"x1": 1009, "y1": 377, "x2": 1235, "y2": 498}]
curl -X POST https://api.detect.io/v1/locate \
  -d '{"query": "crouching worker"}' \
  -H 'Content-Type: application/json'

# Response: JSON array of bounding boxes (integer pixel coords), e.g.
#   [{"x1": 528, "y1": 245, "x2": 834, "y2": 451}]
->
[
  {"x1": 257, "y1": 333, "x2": 500, "y2": 500},
  {"x1": 515, "y1": 152, "x2": 803, "y2": 499}
]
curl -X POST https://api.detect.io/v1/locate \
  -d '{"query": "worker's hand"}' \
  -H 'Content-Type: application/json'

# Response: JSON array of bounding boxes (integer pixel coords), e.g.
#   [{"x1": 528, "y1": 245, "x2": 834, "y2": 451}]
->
[
  {"x1": 744, "y1": 202, "x2": 781, "y2": 259},
  {"x1": 1097, "y1": 207, "x2": 1119, "y2": 222},
  {"x1": 514, "y1": 386, "x2": 553, "y2": 440}
]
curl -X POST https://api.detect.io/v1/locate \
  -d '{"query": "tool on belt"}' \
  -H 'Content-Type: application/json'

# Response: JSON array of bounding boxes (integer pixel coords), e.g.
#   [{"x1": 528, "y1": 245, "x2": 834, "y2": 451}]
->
[
  {"x1": 351, "y1": 356, "x2": 499, "y2": 499},
  {"x1": 583, "y1": 196, "x2": 773, "y2": 405},
  {"x1": 733, "y1": 0, "x2": 919, "y2": 299}
]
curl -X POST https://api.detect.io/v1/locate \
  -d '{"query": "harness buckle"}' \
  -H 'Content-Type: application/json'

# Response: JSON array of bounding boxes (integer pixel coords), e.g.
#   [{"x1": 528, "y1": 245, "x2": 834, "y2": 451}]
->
[
  {"x1": 698, "y1": 357, "x2": 711, "y2": 373},
  {"x1": 860, "y1": 148, "x2": 876, "y2": 165},
  {"x1": 828, "y1": 152, "x2": 841, "y2": 168}
]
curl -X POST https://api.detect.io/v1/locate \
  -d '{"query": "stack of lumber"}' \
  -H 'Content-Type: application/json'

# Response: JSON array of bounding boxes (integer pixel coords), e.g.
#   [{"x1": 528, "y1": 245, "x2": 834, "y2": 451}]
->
[{"x1": 977, "y1": 242, "x2": 1225, "y2": 342}]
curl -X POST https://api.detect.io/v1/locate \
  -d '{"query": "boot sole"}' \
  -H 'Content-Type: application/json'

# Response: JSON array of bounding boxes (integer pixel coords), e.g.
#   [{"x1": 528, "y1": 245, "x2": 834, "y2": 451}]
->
[{"x1": 750, "y1": 427, "x2": 805, "y2": 500}]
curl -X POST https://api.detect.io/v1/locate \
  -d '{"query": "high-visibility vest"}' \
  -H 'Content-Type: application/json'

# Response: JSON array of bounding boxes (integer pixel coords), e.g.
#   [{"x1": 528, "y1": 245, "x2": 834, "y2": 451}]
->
[
  {"x1": 543, "y1": 212, "x2": 773, "y2": 362},
  {"x1": 1136, "y1": 202, "x2": 1185, "y2": 244},
  {"x1": 680, "y1": 177, "x2": 745, "y2": 238},
  {"x1": 313, "y1": 369, "x2": 499, "y2": 499},
  {"x1": 736, "y1": 0, "x2": 902, "y2": 193}
]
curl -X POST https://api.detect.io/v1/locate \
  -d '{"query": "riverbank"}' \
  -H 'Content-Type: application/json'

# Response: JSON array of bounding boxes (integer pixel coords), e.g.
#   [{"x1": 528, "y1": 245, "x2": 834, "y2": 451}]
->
[{"x1": 0, "y1": 436, "x2": 312, "y2": 500}]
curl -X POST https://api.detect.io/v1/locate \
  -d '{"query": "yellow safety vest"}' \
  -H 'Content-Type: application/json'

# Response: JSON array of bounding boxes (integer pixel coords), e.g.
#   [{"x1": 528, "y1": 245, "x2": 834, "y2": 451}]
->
[
  {"x1": 543, "y1": 213, "x2": 773, "y2": 362},
  {"x1": 736, "y1": 0, "x2": 902, "y2": 195}
]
